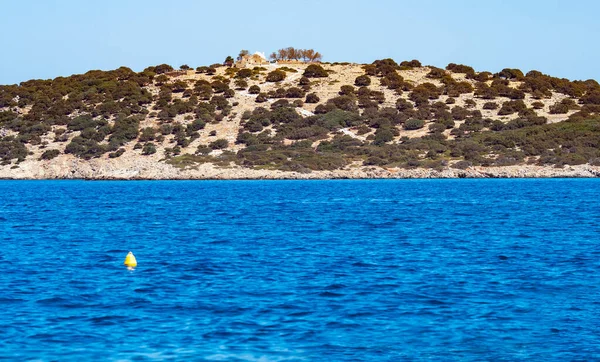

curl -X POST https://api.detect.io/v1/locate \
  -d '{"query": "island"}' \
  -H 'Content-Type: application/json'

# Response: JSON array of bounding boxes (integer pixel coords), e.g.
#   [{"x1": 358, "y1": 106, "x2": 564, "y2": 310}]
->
[{"x1": 1, "y1": 48, "x2": 599, "y2": 179}]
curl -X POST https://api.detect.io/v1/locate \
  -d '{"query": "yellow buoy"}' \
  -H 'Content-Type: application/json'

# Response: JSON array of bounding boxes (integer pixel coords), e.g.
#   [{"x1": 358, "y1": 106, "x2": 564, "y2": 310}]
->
[{"x1": 124, "y1": 251, "x2": 137, "y2": 268}]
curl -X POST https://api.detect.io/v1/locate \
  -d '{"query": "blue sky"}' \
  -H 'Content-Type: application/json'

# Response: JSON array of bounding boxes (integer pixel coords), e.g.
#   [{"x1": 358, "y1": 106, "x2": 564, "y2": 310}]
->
[{"x1": 1, "y1": 0, "x2": 599, "y2": 84}]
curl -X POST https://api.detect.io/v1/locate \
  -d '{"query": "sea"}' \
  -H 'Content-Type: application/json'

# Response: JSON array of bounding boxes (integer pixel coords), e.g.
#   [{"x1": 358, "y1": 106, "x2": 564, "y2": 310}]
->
[{"x1": 1, "y1": 179, "x2": 599, "y2": 361}]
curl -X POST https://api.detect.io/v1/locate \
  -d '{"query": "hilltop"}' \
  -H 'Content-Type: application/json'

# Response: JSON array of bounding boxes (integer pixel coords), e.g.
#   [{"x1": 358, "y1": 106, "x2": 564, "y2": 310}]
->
[{"x1": 1, "y1": 52, "x2": 600, "y2": 179}]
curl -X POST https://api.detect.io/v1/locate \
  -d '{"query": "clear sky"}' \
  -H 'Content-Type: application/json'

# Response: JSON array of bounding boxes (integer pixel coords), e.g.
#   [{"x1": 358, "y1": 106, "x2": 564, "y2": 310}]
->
[{"x1": 1, "y1": 0, "x2": 599, "y2": 85}]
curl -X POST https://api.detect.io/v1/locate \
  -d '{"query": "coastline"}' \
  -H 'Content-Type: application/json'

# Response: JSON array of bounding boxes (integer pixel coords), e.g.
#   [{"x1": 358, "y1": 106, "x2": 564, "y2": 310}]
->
[{"x1": 1, "y1": 157, "x2": 599, "y2": 180}]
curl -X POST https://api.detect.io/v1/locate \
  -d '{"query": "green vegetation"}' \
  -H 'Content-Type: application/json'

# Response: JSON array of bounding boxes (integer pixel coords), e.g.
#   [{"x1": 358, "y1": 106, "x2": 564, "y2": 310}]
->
[{"x1": 1, "y1": 56, "x2": 599, "y2": 175}]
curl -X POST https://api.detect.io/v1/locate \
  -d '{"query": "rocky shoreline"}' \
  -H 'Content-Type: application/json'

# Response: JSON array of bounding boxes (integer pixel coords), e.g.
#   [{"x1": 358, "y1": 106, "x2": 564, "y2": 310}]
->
[{"x1": 1, "y1": 156, "x2": 599, "y2": 180}]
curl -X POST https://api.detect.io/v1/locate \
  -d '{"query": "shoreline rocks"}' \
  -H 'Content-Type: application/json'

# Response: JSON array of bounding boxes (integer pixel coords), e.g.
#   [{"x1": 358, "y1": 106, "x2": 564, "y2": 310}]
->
[{"x1": 0, "y1": 156, "x2": 599, "y2": 180}]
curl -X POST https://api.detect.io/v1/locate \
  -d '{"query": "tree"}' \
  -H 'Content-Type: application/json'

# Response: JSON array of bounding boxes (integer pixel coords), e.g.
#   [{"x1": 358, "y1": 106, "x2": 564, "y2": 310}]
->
[
  {"x1": 180, "y1": 64, "x2": 190, "y2": 70},
  {"x1": 237, "y1": 50, "x2": 249, "y2": 61},
  {"x1": 224, "y1": 56, "x2": 234, "y2": 67},
  {"x1": 269, "y1": 52, "x2": 278, "y2": 61},
  {"x1": 309, "y1": 51, "x2": 322, "y2": 62}
]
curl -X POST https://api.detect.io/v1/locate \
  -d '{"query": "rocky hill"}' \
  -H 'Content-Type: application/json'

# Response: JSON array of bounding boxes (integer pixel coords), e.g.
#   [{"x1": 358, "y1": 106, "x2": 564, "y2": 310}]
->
[{"x1": 1, "y1": 57, "x2": 600, "y2": 179}]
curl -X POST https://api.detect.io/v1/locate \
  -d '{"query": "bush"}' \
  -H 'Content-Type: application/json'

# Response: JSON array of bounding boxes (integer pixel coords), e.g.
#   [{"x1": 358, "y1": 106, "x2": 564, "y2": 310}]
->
[
  {"x1": 373, "y1": 128, "x2": 395, "y2": 145},
  {"x1": 549, "y1": 102, "x2": 569, "y2": 114},
  {"x1": 298, "y1": 76, "x2": 311, "y2": 86},
  {"x1": 404, "y1": 119, "x2": 425, "y2": 130},
  {"x1": 108, "y1": 148, "x2": 125, "y2": 158},
  {"x1": 305, "y1": 93, "x2": 320, "y2": 103},
  {"x1": 497, "y1": 68, "x2": 524, "y2": 80},
  {"x1": 483, "y1": 102, "x2": 498, "y2": 110},
  {"x1": 209, "y1": 138, "x2": 229, "y2": 149},
  {"x1": 429, "y1": 123, "x2": 447, "y2": 133},
  {"x1": 446, "y1": 63, "x2": 476, "y2": 77},
  {"x1": 236, "y1": 69, "x2": 252, "y2": 78},
  {"x1": 303, "y1": 64, "x2": 328, "y2": 78},
  {"x1": 532, "y1": 101, "x2": 545, "y2": 110},
  {"x1": 400, "y1": 60, "x2": 422, "y2": 68},
  {"x1": 286, "y1": 87, "x2": 304, "y2": 98},
  {"x1": 256, "y1": 93, "x2": 268, "y2": 103},
  {"x1": 39, "y1": 149, "x2": 60, "y2": 160},
  {"x1": 355, "y1": 75, "x2": 371, "y2": 87},
  {"x1": 266, "y1": 70, "x2": 286, "y2": 82},
  {"x1": 248, "y1": 85, "x2": 260, "y2": 94},
  {"x1": 142, "y1": 142, "x2": 157, "y2": 155},
  {"x1": 339, "y1": 85, "x2": 355, "y2": 95},
  {"x1": 498, "y1": 100, "x2": 527, "y2": 115},
  {"x1": 427, "y1": 67, "x2": 447, "y2": 79}
]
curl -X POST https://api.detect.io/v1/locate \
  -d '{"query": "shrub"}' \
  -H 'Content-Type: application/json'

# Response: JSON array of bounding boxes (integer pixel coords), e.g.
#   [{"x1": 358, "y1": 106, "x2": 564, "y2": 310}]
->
[
  {"x1": 429, "y1": 123, "x2": 447, "y2": 133},
  {"x1": 498, "y1": 100, "x2": 527, "y2": 115},
  {"x1": 234, "y1": 79, "x2": 248, "y2": 89},
  {"x1": 339, "y1": 85, "x2": 355, "y2": 95},
  {"x1": 549, "y1": 102, "x2": 569, "y2": 114},
  {"x1": 286, "y1": 87, "x2": 304, "y2": 98},
  {"x1": 483, "y1": 102, "x2": 498, "y2": 110},
  {"x1": 236, "y1": 69, "x2": 252, "y2": 78},
  {"x1": 305, "y1": 93, "x2": 320, "y2": 103},
  {"x1": 532, "y1": 101, "x2": 545, "y2": 110},
  {"x1": 303, "y1": 64, "x2": 328, "y2": 78},
  {"x1": 446, "y1": 63, "x2": 475, "y2": 78},
  {"x1": 209, "y1": 138, "x2": 229, "y2": 149},
  {"x1": 473, "y1": 72, "x2": 492, "y2": 82},
  {"x1": 427, "y1": 67, "x2": 447, "y2": 79},
  {"x1": 108, "y1": 148, "x2": 125, "y2": 158},
  {"x1": 142, "y1": 142, "x2": 157, "y2": 155},
  {"x1": 400, "y1": 60, "x2": 422, "y2": 68},
  {"x1": 373, "y1": 128, "x2": 395, "y2": 145},
  {"x1": 464, "y1": 99, "x2": 477, "y2": 108},
  {"x1": 39, "y1": 149, "x2": 60, "y2": 160},
  {"x1": 266, "y1": 70, "x2": 286, "y2": 82},
  {"x1": 256, "y1": 93, "x2": 268, "y2": 103},
  {"x1": 497, "y1": 68, "x2": 524, "y2": 80},
  {"x1": 404, "y1": 119, "x2": 425, "y2": 130},
  {"x1": 355, "y1": 75, "x2": 371, "y2": 87},
  {"x1": 248, "y1": 85, "x2": 260, "y2": 94}
]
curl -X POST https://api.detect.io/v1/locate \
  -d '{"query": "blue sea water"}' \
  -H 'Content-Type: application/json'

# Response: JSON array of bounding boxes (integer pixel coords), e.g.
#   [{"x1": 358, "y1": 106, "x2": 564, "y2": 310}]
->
[{"x1": 1, "y1": 179, "x2": 600, "y2": 361}]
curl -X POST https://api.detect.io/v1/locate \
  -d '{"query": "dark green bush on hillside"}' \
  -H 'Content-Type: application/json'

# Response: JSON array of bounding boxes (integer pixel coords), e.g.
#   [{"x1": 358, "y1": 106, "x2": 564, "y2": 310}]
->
[
  {"x1": 446, "y1": 63, "x2": 476, "y2": 77},
  {"x1": 303, "y1": 64, "x2": 328, "y2": 78},
  {"x1": 0, "y1": 137, "x2": 28, "y2": 163},
  {"x1": 305, "y1": 93, "x2": 320, "y2": 103},
  {"x1": 427, "y1": 67, "x2": 447, "y2": 79},
  {"x1": 355, "y1": 75, "x2": 371, "y2": 87},
  {"x1": 483, "y1": 102, "x2": 498, "y2": 110},
  {"x1": 339, "y1": 85, "x2": 355, "y2": 95},
  {"x1": 209, "y1": 139, "x2": 229, "y2": 149},
  {"x1": 266, "y1": 70, "x2": 286, "y2": 82},
  {"x1": 248, "y1": 85, "x2": 260, "y2": 94},
  {"x1": 373, "y1": 128, "x2": 395, "y2": 145},
  {"x1": 404, "y1": 119, "x2": 425, "y2": 130},
  {"x1": 150, "y1": 64, "x2": 174, "y2": 74},
  {"x1": 400, "y1": 60, "x2": 422, "y2": 68},
  {"x1": 39, "y1": 149, "x2": 60, "y2": 160},
  {"x1": 498, "y1": 100, "x2": 527, "y2": 115},
  {"x1": 497, "y1": 68, "x2": 524, "y2": 80},
  {"x1": 142, "y1": 142, "x2": 157, "y2": 155}
]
